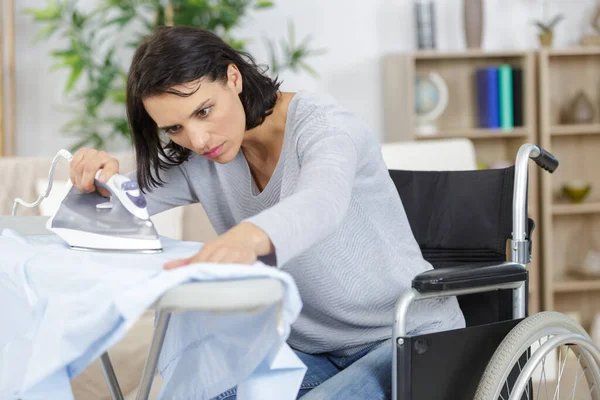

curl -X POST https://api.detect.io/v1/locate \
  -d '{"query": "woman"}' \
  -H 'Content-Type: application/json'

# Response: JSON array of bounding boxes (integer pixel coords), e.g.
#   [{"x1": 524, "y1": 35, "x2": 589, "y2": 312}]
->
[{"x1": 69, "y1": 26, "x2": 465, "y2": 399}]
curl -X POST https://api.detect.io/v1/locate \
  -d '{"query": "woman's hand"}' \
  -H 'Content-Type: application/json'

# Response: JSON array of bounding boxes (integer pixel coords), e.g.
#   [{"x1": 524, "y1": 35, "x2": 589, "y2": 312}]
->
[
  {"x1": 70, "y1": 148, "x2": 120, "y2": 197},
  {"x1": 163, "y1": 222, "x2": 274, "y2": 269}
]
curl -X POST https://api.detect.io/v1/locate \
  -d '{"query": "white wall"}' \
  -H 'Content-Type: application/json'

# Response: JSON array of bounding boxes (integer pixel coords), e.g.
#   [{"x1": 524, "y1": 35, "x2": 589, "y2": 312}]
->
[{"x1": 11, "y1": 0, "x2": 598, "y2": 156}]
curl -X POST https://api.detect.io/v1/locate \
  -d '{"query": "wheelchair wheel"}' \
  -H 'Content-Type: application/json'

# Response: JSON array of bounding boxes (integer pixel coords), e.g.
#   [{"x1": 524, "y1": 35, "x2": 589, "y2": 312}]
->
[{"x1": 474, "y1": 311, "x2": 600, "y2": 400}]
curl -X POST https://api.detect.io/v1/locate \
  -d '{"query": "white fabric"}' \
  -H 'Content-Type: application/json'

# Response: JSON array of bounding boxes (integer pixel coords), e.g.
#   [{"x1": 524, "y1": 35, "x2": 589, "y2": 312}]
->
[
  {"x1": 34, "y1": 179, "x2": 185, "y2": 240},
  {"x1": 0, "y1": 230, "x2": 305, "y2": 400},
  {"x1": 381, "y1": 138, "x2": 477, "y2": 171}
]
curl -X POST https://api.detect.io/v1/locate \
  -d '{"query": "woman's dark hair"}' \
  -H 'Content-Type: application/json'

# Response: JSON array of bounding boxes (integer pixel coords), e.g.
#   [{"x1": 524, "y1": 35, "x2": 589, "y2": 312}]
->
[{"x1": 126, "y1": 25, "x2": 282, "y2": 191}]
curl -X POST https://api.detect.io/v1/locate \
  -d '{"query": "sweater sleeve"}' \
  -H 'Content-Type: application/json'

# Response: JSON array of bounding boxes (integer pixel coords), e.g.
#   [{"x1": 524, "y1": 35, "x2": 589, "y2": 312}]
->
[
  {"x1": 126, "y1": 164, "x2": 199, "y2": 216},
  {"x1": 243, "y1": 130, "x2": 357, "y2": 267}
]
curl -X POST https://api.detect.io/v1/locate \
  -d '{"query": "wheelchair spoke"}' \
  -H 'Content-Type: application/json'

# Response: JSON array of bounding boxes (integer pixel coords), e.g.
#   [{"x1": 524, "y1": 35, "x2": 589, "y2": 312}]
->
[
  {"x1": 522, "y1": 360, "x2": 532, "y2": 400},
  {"x1": 534, "y1": 348, "x2": 548, "y2": 400},
  {"x1": 556, "y1": 345, "x2": 563, "y2": 399},
  {"x1": 516, "y1": 356, "x2": 531, "y2": 400},
  {"x1": 568, "y1": 351, "x2": 584, "y2": 400},
  {"x1": 532, "y1": 337, "x2": 597, "y2": 400},
  {"x1": 537, "y1": 337, "x2": 551, "y2": 400},
  {"x1": 553, "y1": 345, "x2": 570, "y2": 399}
]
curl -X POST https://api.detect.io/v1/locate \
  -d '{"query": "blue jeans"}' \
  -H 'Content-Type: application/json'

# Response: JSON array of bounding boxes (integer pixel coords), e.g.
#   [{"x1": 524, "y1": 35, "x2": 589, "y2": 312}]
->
[{"x1": 212, "y1": 339, "x2": 392, "y2": 400}]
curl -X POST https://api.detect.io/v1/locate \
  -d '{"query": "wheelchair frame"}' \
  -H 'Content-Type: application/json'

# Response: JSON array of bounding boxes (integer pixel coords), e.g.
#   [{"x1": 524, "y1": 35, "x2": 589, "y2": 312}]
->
[
  {"x1": 392, "y1": 143, "x2": 558, "y2": 400},
  {"x1": 96, "y1": 143, "x2": 595, "y2": 400}
]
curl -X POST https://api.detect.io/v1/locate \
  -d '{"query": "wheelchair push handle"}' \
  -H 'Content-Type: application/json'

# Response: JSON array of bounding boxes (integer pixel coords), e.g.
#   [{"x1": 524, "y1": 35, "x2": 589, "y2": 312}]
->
[
  {"x1": 513, "y1": 143, "x2": 559, "y2": 254},
  {"x1": 531, "y1": 146, "x2": 559, "y2": 173}
]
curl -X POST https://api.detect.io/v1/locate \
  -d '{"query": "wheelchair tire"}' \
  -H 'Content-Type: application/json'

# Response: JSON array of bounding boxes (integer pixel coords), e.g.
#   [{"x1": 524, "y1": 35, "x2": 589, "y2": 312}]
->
[{"x1": 473, "y1": 311, "x2": 600, "y2": 400}]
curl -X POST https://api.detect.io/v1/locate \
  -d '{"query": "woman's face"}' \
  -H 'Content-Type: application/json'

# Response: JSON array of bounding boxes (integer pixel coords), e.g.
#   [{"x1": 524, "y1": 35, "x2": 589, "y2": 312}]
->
[{"x1": 143, "y1": 65, "x2": 246, "y2": 163}]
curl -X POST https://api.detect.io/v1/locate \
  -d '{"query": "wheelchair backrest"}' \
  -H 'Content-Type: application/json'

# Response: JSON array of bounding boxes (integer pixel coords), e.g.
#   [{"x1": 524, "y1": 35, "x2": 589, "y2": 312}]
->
[{"x1": 388, "y1": 166, "x2": 525, "y2": 326}]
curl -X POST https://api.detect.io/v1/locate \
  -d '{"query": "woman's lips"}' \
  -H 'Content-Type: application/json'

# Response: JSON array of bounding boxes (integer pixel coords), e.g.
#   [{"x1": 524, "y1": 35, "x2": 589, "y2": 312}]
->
[{"x1": 203, "y1": 144, "x2": 224, "y2": 159}]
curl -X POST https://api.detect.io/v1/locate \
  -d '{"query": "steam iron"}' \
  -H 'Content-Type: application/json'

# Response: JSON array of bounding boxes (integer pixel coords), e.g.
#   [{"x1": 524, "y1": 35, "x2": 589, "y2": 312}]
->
[{"x1": 46, "y1": 171, "x2": 163, "y2": 253}]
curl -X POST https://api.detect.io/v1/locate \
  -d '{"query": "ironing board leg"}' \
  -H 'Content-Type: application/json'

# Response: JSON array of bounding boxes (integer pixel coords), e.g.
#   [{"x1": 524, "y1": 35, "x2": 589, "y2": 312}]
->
[
  {"x1": 136, "y1": 311, "x2": 172, "y2": 400},
  {"x1": 100, "y1": 352, "x2": 125, "y2": 400}
]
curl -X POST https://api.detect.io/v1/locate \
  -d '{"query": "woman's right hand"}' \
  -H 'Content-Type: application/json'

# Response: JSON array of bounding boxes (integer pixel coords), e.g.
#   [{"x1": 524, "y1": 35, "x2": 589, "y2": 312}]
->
[{"x1": 69, "y1": 148, "x2": 120, "y2": 197}]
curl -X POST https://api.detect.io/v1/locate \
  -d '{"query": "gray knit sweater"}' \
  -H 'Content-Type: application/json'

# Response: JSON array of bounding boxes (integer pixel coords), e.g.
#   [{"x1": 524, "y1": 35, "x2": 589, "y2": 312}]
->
[{"x1": 141, "y1": 91, "x2": 465, "y2": 356}]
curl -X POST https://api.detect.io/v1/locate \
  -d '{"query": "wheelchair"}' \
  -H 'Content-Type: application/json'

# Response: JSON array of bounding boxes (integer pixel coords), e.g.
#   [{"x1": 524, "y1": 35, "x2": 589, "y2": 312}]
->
[{"x1": 390, "y1": 143, "x2": 600, "y2": 399}]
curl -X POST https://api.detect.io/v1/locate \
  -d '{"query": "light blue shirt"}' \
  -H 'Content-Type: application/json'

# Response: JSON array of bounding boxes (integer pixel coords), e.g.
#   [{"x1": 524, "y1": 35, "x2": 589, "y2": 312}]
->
[{"x1": 0, "y1": 229, "x2": 306, "y2": 400}]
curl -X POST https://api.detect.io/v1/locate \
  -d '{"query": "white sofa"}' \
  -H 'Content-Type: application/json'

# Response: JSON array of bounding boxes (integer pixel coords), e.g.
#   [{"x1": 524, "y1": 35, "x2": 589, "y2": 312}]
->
[{"x1": 0, "y1": 138, "x2": 476, "y2": 399}]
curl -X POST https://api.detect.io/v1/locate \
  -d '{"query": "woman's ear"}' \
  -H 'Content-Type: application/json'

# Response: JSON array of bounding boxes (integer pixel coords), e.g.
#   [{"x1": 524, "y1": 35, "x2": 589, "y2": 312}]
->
[{"x1": 227, "y1": 64, "x2": 243, "y2": 94}]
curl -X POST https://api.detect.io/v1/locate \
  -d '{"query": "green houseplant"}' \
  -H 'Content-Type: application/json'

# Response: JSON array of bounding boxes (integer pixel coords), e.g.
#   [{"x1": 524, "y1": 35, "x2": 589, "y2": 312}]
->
[
  {"x1": 534, "y1": 13, "x2": 564, "y2": 47},
  {"x1": 25, "y1": 0, "x2": 324, "y2": 150}
]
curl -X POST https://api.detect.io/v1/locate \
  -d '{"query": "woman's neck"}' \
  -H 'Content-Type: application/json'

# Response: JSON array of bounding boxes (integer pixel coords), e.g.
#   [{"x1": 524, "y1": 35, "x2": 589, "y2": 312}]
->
[{"x1": 241, "y1": 92, "x2": 294, "y2": 167}]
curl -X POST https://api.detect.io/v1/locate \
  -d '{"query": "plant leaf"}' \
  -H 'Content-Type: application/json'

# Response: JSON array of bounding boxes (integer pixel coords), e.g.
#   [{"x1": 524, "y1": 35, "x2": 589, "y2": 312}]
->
[
  {"x1": 62, "y1": 116, "x2": 88, "y2": 132},
  {"x1": 51, "y1": 49, "x2": 76, "y2": 57},
  {"x1": 65, "y1": 65, "x2": 84, "y2": 92},
  {"x1": 71, "y1": 11, "x2": 87, "y2": 28},
  {"x1": 549, "y1": 14, "x2": 564, "y2": 28},
  {"x1": 91, "y1": 133, "x2": 105, "y2": 150},
  {"x1": 288, "y1": 20, "x2": 296, "y2": 48},
  {"x1": 105, "y1": 12, "x2": 135, "y2": 28},
  {"x1": 264, "y1": 37, "x2": 280, "y2": 75},
  {"x1": 50, "y1": 55, "x2": 80, "y2": 71},
  {"x1": 109, "y1": 88, "x2": 127, "y2": 103},
  {"x1": 300, "y1": 62, "x2": 318, "y2": 77},
  {"x1": 255, "y1": 1, "x2": 274, "y2": 9},
  {"x1": 34, "y1": 23, "x2": 59, "y2": 42},
  {"x1": 22, "y1": 1, "x2": 62, "y2": 22},
  {"x1": 111, "y1": 117, "x2": 130, "y2": 137},
  {"x1": 69, "y1": 136, "x2": 95, "y2": 153}
]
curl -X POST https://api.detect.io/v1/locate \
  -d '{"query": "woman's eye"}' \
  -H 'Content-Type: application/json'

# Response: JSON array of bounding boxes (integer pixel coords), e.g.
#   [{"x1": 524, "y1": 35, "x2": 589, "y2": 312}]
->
[
  {"x1": 196, "y1": 107, "x2": 212, "y2": 118},
  {"x1": 166, "y1": 125, "x2": 181, "y2": 135}
]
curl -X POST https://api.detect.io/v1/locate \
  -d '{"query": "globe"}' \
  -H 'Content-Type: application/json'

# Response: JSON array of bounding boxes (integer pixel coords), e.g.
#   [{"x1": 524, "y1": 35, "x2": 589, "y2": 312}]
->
[
  {"x1": 413, "y1": 72, "x2": 448, "y2": 136},
  {"x1": 415, "y1": 76, "x2": 440, "y2": 115}
]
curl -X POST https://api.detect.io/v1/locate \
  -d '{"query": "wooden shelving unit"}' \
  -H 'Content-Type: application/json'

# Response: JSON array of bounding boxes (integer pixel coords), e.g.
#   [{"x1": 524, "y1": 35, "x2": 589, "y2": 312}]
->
[
  {"x1": 382, "y1": 49, "x2": 541, "y2": 313},
  {"x1": 551, "y1": 123, "x2": 600, "y2": 136},
  {"x1": 0, "y1": 0, "x2": 5, "y2": 157},
  {"x1": 415, "y1": 127, "x2": 529, "y2": 140},
  {"x1": 538, "y1": 47, "x2": 600, "y2": 332},
  {"x1": 0, "y1": 0, "x2": 16, "y2": 157},
  {"x1": 553, "y1": 275, "x2": 600, "y2": 293}
]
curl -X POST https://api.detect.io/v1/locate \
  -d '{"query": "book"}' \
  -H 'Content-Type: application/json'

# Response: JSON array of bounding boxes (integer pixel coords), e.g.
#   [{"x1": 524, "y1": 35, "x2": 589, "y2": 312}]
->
[
  {"x1": 498, "y1": 64, "x2": 514, "y2": 131},
  {"x1": 512, "y1": 67, "x2": 523, "y2": 127},
  {"x1": 475, "y1": 67, "x2": 500, "y2": 128}
]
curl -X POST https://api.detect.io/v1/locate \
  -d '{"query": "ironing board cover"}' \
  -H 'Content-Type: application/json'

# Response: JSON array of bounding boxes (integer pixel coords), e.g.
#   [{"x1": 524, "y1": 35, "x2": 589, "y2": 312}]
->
[{"x1": 0, "y1": 230, "x2": 306, "y2": 400}]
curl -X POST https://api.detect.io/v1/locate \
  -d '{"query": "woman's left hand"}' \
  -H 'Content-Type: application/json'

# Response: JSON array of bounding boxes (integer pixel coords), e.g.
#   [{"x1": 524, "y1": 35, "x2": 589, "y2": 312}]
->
[{"x1": 163, "y1": 222, "x2": 273, "y2": 269}]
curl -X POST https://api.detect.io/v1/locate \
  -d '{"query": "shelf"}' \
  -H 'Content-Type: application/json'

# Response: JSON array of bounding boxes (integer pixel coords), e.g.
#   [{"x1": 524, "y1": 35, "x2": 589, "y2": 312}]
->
[
  {"x1": 553, "y1": 274, "x2": 600, "y2": 293},
  {"x1": 543, "y1": 47, "x2": 600, "y2": 57},
  {"x1": 551, "y1": 124, "x2": 600, "y2": 136},
  {"x1": 413, "y1": 49, "x2": 530, "y2": 60},
  {"x1": 529, "y1": 282, "x2": 537, "y2": 294},
  {"x1": 552, "y1": 202, "x2": 600, "y2": 215},
  {"x1": 415, "y1": 127, "x2": 529, "y2": 140}
]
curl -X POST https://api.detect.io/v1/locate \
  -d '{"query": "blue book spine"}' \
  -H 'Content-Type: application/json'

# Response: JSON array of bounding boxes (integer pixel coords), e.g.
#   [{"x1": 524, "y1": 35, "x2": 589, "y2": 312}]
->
[
  {"x1": 475, "y1": 67, "x2": 500, "y2": 128},
  {"x1": 487, "y1": 68, "x2": 500, "y2": 128}
]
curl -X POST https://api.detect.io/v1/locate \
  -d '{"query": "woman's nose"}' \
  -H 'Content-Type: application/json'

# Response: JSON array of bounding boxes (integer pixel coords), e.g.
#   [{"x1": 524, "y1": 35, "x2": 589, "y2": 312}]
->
[{"x1": 188, "y1": 130, "x2": 209, "y2": 151}]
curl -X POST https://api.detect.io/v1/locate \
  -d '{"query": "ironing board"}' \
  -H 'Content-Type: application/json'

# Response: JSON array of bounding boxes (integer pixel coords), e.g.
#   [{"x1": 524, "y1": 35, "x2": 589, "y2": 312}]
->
[{"x1": 0, "y1": 216, "x2": 284, "y2": 400}]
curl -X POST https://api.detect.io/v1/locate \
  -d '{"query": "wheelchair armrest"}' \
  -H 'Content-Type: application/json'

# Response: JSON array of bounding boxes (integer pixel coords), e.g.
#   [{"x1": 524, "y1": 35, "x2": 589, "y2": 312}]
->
[{"x1": 412, "y1": 262, "x2": 526, "y2": 293}]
